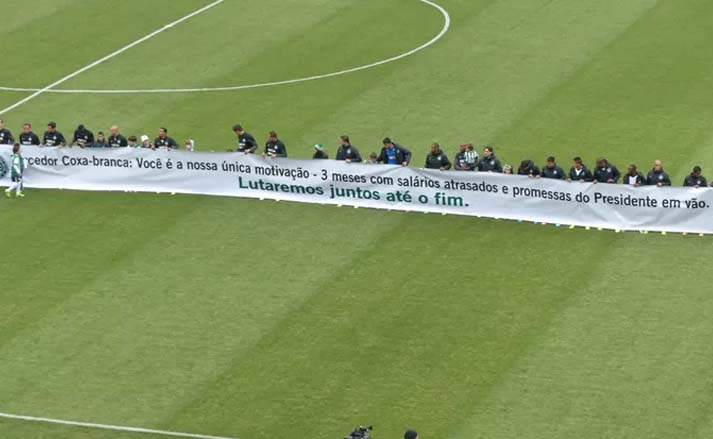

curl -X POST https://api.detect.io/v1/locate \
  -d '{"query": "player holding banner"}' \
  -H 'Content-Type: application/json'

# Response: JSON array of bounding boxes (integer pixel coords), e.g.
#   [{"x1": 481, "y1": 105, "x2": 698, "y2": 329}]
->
[{"x1": 5, "y1": 143, "x2": 25, "y2": 198}]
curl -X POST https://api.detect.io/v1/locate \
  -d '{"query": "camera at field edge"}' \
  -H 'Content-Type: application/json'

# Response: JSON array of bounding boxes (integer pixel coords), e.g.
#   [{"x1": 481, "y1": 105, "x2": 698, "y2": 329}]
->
[{"x1": 344, "y1": 425, "x2": 373, "y2": 439}]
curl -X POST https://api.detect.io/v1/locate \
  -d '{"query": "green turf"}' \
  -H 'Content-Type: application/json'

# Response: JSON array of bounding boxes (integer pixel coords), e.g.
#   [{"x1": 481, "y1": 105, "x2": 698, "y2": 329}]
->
[{"x1": 2, "y1": 1, "x2": 713, "y2": 439}]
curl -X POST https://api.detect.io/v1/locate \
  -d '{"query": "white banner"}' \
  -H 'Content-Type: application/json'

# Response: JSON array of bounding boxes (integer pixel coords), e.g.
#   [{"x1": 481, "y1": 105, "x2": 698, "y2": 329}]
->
[{"x1": 1, "y1": 145, "x2": 711, "y2": 234}]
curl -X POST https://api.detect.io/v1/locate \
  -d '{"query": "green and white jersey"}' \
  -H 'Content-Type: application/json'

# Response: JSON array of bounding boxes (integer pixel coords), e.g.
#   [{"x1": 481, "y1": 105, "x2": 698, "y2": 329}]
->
[{"x1": 11, "y1": 153, "x2": 23, "y2": 178}]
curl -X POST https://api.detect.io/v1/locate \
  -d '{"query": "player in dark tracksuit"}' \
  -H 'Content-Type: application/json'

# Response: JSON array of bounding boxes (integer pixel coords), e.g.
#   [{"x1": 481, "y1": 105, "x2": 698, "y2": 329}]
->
[
  {"x1": 453, "y1": 143, "x2": 475, "y2": 171},
  {"x1": 517, "y1": 160, "x2": 540, "y2": 177},
  {"x1": 108, "y1": 126, "x2": 128, "y2": 147},
  {"x1": 43, "y1": 121, "x2": 66, "y2": 146},
  {"x1": 425, "y1": 143, "x2": 451, "y2": 170},
  {"x1": 541, "y1": 156, "x2": 565, "y2": 179},
  {"x1": 568, "y1": 157, "x2": 592, "y2": 182},
  {"x1": 377, "y1": 137, "x2": 411, "y2": 166},
  {"x1": 335, "y1": 135, "x2": 362, "y2": 163},
  {"x1": 683, "y1": 166, "x2": 707, "y2": 187},
  {"x1": 593, "y1": 158, "x2": 621, "y2": 183},
  {"x1": 476, "y1": 146, "x2": 502, "y2": 172},
  {"x1": 645, "y1": 160, "x2": 671, "y2": 187},
  {"x1": 233, "y1": 124, "x2": 258, "y2": 153},
  {"x1": 72, "y1": 124, "x2": 95, "y2": 147},
  {"x1": 263, "y1": 131, "x2": 287, "y2": 157},
  {"x1": 19, "y1": 123, "x2": 40, "y2": 146},
  {"x1": 154, "y1": 127, "x2": 178, "y2": 149},
  {"x1": 0, "y1": 119, "x2": 14, "y2": 144},
  {"x1": 623, "y1": 164, "x2": 646, "y2": 186}
]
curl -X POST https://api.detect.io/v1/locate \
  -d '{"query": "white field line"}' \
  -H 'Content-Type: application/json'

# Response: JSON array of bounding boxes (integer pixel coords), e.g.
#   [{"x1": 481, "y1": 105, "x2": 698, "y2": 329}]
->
[
  {"x1": 0, "y1": 411, "x2": 239, "y2": 439},
  {"x1": 0, "y1": 0, "x2": 450, "y2": 95},
  {"x1": 0, "y1": 0, "x2": 225, "y2": 115}
]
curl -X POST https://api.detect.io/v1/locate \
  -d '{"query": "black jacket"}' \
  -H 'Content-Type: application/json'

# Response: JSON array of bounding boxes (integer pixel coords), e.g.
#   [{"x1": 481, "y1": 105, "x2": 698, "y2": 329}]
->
[
  {"x1": 593, "y1": 164, "x2": 621, "y2": 183},
  {"x1": 517, "y1": 161, "x2": 540, "y2": 177},
  {"x1": 43, "y1": 131, "x2": 66, "y2": 146},
  {"x1": 19, "y1": 132, "x2": 41, "y2": 146},
  {"x1": 425, "y1": 149, "x2": 451, "y2": 170},
  {"x1": 336, "y1": 144, "x2": 362, "y2": 162},
  {"x1": 236, "y1": 132, "x2": 258, "y2": 153},
  {"x1": 541, "y1": 165, "x2": 565, "y2": 179},
  {"x1": 265, "y1": 140, "x2": 287, "y2": 157},
  {"x1": 72, "y1": 129, "x2": 94, "y2": 147},
  {"x1": 108, "y1": 134, "x2": 128, "y2": 148},
  {"x1": 0, "y1": 128, "x2": 14, "y2": 145},
  {"x1": 568, "y1": 166, "x2": 592, "y2": 182},
  {"x1": 377, "y1": 143, "x2": 411, "y2": 165},
  {"x1": 683, "y1": 174, "x2": 707, "y2": 187},
  {"x1": 155, "y1": 136, "x2": 178, "y2": 149},
  {"x1": 623, "y1": 172, "x2": 646, "y2": 186},
  {"x1": 476, "y1": 155, "x2": 502, "y2": 172},
  {"x1": 454, "y1": 151, "x2": 475, "y2": 171},
  {"x1": 646, "y1": 169, "x2": 671, "y2": 186}
]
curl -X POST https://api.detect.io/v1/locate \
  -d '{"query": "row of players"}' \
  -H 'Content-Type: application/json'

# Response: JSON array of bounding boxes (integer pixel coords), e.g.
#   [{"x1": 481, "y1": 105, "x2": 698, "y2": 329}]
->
[
  {"x1": 379, "y1": 143, "x2": 704, "y2": 188},
  {"x1": 0, "y1": 120, "x2": 184, "y2": 149},
  {"x1": 1, "y1": 120, "x2": 707, "y2": 187}
]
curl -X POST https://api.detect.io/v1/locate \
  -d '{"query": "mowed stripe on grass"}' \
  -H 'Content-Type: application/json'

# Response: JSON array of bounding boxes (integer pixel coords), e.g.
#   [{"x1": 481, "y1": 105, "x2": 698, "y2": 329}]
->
[
  {"x1": 2, "y1": 192, "x2": 713, "y2": 439},
  {"x1": 0, "y1": 193, "x2": 407, "y2": 422}
]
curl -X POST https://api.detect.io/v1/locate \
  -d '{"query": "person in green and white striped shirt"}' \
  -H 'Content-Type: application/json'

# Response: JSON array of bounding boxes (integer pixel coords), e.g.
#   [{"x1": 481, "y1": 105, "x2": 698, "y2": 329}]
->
[{"x1": 5, "y1": 143, "x2": 25, "y2": 198}]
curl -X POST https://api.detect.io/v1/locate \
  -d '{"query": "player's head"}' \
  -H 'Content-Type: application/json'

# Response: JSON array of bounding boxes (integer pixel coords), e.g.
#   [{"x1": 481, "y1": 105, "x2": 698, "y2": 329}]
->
[
  {"x1": 110, "y1": 125, "x2": 119, "y2": 136},
  {"x1": 97, "y1": 131, "x2": 105, "y2": 141},
  {"x1": 13, "y1": 143, "x2": 20, "y2": 154},
  {"x1": 23, "y1": 123, "x2": 31, "y2": 134},
  {"x1": 340, "y1": 135, "x2": 350, "y2": 145},
  {"x1": 232, "y1": 124, "x2": 244, "y2": 134},
  {"x1": 0, "y1": 119, "x2": 4, "y2": 130},
  {"x1": 159, "y1": 127, "x2": 167, "y2": 138},
  {"x1": 47, "y1": 121, "x2": 57, "y2": 133},
  {"x1": 268, "y1": 130, "x2": 278, "y2": 141}
]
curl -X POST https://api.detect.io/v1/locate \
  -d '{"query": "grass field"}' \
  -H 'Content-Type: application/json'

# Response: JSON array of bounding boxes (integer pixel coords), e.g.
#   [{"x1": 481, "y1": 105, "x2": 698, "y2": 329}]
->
[{"x1": 3, "y1": 1, "x2": 713, "y2": 438}]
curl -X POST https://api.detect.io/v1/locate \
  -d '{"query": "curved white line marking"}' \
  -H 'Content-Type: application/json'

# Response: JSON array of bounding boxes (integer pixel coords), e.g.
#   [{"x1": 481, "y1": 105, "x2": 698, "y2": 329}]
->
[
  {"x1": 0, "y1": 0, "x2": 450, "y2": 95},
  {"x1": 0, "y1": 0, "x2": 225, "y2": 114}
]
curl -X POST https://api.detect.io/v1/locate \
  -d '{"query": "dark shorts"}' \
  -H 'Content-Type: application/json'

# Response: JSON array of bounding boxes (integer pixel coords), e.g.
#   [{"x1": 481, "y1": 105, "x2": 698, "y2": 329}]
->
[{"x1": 11, "y1": 175, "x2": 22, "y2": 183}]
